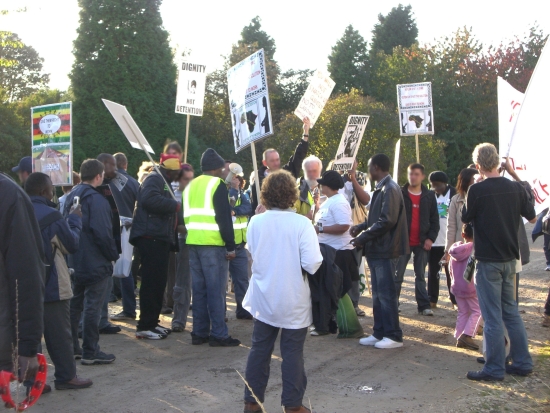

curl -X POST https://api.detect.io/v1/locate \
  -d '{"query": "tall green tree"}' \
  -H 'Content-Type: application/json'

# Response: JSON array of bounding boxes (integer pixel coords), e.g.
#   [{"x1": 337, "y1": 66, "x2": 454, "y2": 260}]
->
[
  {"x1": 70, "y1": 0, "x2": 184, "y2": 174},
  {"x1": 370, "y1": 4, "x2": 418, "y2": 55},
  {"x1": 328, "y1": 25, "x2": 369, "y2": 94},
  {"x1": 0, "y1": 32, "x2": 50, "y2": 102}
]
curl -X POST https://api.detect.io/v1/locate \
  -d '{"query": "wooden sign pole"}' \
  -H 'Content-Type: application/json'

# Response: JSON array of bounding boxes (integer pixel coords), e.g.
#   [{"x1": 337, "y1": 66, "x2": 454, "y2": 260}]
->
[
  {"x1": 184, "y1": 114, "x2": 190, "y2": 164},
  {"x1": 415, "y1": 133, "x2": 420, "y2": 163},
  {"x1": 250, "y1": 142, "x2": 261, "y2": 207}
]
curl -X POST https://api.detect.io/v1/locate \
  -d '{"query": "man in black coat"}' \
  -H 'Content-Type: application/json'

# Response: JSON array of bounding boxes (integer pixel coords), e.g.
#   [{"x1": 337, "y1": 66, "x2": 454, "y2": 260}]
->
[
  {"x1": 130, "y1": 155, "x2": 180, "y2": 340},
  {"x1": 0, "y1": 173, "x2": 45, "y2": 383},
  {"x1": 351, "y1": 154, "x2": 409, "y2": 349},
  {"x1": 64, "y1": 160, "x2": 119, "y2": 366},
  {"x1": 394, "y1": 164, "x2": 439, "y2": 316}
]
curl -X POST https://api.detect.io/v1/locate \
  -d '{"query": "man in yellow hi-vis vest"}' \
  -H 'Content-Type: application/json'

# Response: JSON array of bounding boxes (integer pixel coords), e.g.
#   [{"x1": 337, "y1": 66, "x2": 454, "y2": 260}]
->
[
  {"x1": 226, "y1": 163, "x2": 253, "y2": 320},
  {"x1": 183, "y1": 148, "x2": 240, "y2": 347}
]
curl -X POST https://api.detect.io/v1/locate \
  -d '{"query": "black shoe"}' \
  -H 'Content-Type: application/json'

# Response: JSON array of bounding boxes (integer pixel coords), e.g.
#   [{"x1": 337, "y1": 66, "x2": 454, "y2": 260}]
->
[
  {"x1": 160, "y1": 307, "x2": 173, "y2": 315},
  {"x1": 99, "y1": 325, "x2": 121, "y2": 334},
  {"x1": 209, "y1": 336, "x2": 241, "y2": 347},
  {"x1": 155, "y1": 325, "x2": 172, "y2": 335},
  {"x1": 237, "y1": 315, "x2": 253, "y2": 320},
  {"x1": 81, "y1": 351, "x2": 116, "y2": 365},
  {"x1": 74, "y1": 349, "x2": 83, "y2": 360},
  {"x1": 467, "y1": 370, "x2": 503, "y2": 381},
  {"x1": 191, "y1": 333, "x2": 209, "y2": 345},
  {"x1": 77, "y1": 331, "x2": 82, "y2": 339},
  {"x1": 477, "y1": 357, "x2": 485, "y2": 364},
  {"x1": 506, "y1": 365, "x2": 532, "y2": 376}
]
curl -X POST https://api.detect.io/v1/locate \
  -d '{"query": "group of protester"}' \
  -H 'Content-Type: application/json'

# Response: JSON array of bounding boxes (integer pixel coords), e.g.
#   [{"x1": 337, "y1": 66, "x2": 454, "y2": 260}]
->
[{"x1": 1, "y1": 116, "x2": 548, "y2": 412}]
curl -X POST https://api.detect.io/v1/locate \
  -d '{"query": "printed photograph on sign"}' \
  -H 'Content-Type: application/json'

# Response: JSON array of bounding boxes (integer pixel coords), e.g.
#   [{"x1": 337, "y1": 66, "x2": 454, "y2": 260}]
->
[
  {"x1": 32, "y1": 144, "x2": 71, "y2": 185},
  {"x1": 227, "y1": 49, "x2": 273, "y2": 152},
  {"x1": 402, "y1": 109, "x2": 433, "y2": 134},
  {"x1": 332, "y1": 115, "x2": 370, "y2": 172},
  {"x1": 175, "y1": 61, "x2": 207, "y2": 116}
]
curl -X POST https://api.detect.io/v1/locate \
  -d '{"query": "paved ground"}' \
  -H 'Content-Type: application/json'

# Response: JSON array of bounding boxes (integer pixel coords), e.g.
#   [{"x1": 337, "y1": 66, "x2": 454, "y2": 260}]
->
[{"x1": 28, "y1": 231, "x2": 550, "y2": 413}]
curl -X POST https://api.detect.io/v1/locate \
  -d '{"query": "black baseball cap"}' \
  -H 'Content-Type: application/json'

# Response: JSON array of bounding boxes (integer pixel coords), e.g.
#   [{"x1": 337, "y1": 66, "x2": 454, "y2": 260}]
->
[
  {"x1": 12, "y1": 156, "x2": 32, "y2": 174},
  {"x1": 317, "y1": 170, "x2": 344, "y2": 190}
]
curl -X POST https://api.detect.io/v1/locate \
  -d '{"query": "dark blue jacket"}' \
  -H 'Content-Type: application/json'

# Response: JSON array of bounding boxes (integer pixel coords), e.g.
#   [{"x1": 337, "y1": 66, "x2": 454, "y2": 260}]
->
[
  {"x1": 64, "y1": 184, "x2": 119, "y2": 285},
  {"x1": 106, "y1": 169, "x2": 139, "y2": 218},
  {"x1": 30, "y1": 196, "x2": 81, "y2": 302}
]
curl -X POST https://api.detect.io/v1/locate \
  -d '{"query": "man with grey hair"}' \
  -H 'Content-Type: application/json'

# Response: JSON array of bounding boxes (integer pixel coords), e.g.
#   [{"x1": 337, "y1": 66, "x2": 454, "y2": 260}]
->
[
  {"x1": 462, "y1": 143, "x2": 537, "y2": 382},
  {"x1": 295, "y1": 155, "x2": 323, "y2": 220}
]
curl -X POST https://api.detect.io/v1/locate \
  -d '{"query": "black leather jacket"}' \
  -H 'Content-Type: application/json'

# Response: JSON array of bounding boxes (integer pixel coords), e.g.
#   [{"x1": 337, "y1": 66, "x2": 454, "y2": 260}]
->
[
  {"x1": 130, "y1": 170, "x2": 178, "y2": 246},
  {"x1": 356, "y1": 175, "x2": 409, "y2": 259}
]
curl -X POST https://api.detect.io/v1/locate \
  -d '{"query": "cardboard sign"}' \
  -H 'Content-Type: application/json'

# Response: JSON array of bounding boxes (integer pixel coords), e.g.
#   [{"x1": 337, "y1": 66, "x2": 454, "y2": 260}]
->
[
  {"x1": 397, "y1": 82, "x2": 434, "y2": 136},
  {"x1": 31, "y1": 102, "x2": 72, "y2": 186},
  {"x1": 227, "y1": 49, "x2": 273, "y2": 153},
  {"x1": 294, "y1": 70, "x2": 335, "y2": 128},
  {"x1": 175, "y1": 61, "x2": 206, "y2": 116},
  {"x1": 331, "y1": 115, "x2": 370, "y2": 172}
]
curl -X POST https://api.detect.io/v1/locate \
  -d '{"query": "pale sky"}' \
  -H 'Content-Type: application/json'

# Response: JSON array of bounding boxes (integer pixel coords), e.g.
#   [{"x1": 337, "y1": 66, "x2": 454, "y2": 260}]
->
[{"x1": 1, "y1": 0, "x2": 548, "y2": 91}]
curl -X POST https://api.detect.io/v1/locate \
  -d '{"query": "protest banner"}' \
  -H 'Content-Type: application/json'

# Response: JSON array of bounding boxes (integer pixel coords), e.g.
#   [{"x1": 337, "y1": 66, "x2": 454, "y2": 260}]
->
[
  {"x1": 227, "y1": 49, "x2": 273, "y2": 153},
  {"x1": 102, "y1": 99, "x2": 176, "y2": 200},
  {"x1": 331, "y1": 115, "x2": 369, "y2": 172},
  {"x1": 505, "y1": 42, "x2": 550, "y2": 214},
  {"x1": 294, "y1": 70, "x2": 335, "y2": 128},
  {"x1": 31, "y1": 102, "x2": 72, "y2": 186},
  {"x1": 175, "y1": 60, "x2": 207, "y2": 163}
]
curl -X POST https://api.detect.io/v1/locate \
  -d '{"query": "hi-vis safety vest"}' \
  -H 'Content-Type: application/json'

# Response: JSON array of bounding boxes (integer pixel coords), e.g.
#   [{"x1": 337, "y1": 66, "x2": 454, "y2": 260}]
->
[
  {"x1": 183, "y1": 175, "x2": 224, "y2": 246},
  {"x1": 233, "y1": 194, "x2": 248, "y2": 244}
]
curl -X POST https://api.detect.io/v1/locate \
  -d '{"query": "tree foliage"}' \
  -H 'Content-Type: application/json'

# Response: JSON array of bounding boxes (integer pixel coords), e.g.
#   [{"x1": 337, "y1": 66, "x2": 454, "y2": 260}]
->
[
  {"x1": 370, "y1": 4, "x2": 418, "y2": 55},
  {"x1": 328, "y1": 25, "x2": 369, "y2": 94}
]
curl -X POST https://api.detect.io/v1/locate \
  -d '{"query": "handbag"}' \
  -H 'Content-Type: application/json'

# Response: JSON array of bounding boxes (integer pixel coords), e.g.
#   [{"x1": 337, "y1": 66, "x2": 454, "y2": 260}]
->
[{"x1": 463, "y1": 254, "x2": 476, "y2": 283}]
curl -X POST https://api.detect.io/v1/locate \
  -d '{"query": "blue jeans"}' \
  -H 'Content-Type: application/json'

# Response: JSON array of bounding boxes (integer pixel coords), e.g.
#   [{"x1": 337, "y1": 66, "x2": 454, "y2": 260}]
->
[
  {"x1": 172, "y1": 238, "x2": 192, "y2": 329},
  {"x1": 189, "y1": 246, "x2": 229, "y2": 339},
  {"x1": 99, "y1": 277, "x2": 114, "y2": 330},
  {"x1": 245, "y1": 320, "x2": 307, "y2": 407},
  {"x1": 120, "y1": 273, "x2": 137, "y2": 316},
  {"x1": 395, "y1": 246, "x2": 431, "y2": 311},
  {"x1": 71, "y1": 276, "x2": 109, "y2": 358},
  {"x1": 475, "y1": 261, "x2": 533, "y2": 377},
  {"x1": 367, "y1": 257, "x2": 402, "y2": 342},
  {"x1": 230, "y1": 245, "x2": 252, "y2": 319}
]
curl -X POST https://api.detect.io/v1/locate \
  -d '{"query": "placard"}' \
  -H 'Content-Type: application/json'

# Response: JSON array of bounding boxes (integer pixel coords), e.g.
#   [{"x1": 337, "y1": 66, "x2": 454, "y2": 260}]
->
[
  {"x1": 31, "y1": 102, "x2": 73, "y2": 186},
  {"x1": 175, "y1": 61, "x2": 207, "y2": 116},
  {"x1": 397, "y1": 82, "x2": 434, "y2": 136},
  {"x1": 294, "y1": 70, "x2": 335, "y2": 128},
  {"x1": 331, "y1": 115, "x2": 370, "y2": 172},
  {"x1": 227, "y1": 49, "x2": 273, "y2": 153}
]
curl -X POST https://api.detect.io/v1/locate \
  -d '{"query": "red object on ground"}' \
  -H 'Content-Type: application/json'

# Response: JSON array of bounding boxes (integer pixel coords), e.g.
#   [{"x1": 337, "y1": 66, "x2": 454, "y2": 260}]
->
[{"x1": 0, "y1": 353, "x2": 47, "y2": 411}]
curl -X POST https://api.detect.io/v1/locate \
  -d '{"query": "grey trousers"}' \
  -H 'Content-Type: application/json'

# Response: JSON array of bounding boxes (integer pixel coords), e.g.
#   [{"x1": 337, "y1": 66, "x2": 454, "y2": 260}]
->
[
  {"x1": 244, "y1": 320, "x2": 307, "y2": 407},
  {"x1": 44, "y1": 300, "x2": 76, "y2": 383},
  {"x1": 172, "y1": 239, "x2": 191, "y2": 329}
]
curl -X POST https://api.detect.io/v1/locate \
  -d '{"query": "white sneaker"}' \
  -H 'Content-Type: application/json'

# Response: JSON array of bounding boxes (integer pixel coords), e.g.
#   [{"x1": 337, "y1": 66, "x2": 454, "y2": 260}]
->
[
  {"x1": 359, "y1": 335, "x2": 380, "y2": 346},
  {"x1": 136, "y1": 329, "x2": 167, "y2": 340},
  {"x1": 374, "y1": 337, "x2": 403, "y2": 349},
  {"x1": 545, "y1": 265, "x2": 550, "y2": 272},
  {"x1": 420, "y1": 309, "x2": 434, "y2": 316}
]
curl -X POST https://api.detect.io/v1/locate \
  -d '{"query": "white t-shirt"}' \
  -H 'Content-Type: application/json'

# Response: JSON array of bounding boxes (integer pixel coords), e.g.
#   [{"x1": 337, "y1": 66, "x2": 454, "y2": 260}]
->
[
  {"x1": 434, "y1": 189, "x2": 451, "y2": 247},
  {"x1": 314, "y1": 193, "x2": 353, "y2": 250},
  {"x1": 243, "y1": 209, "x2": 323, "y2": 329}
]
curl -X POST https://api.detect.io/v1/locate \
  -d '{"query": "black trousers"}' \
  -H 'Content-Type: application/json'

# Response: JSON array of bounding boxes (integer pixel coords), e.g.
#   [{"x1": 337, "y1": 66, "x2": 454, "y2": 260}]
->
[
  {"x1": 135, "y1": 237, "x2": 171, "y2": 331},
  {"x1": 44, "y1": 300, "x2": 76, "y2": 383},
  {"x1": 427, "y1": 246, "x2": 457, "y2": 305}
]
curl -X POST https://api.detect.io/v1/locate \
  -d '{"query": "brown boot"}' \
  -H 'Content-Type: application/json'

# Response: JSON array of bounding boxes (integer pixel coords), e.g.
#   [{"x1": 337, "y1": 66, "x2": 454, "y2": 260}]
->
[
  {"x1": 55, "y1": 376, "x2": 93, "y2": 390},
  {"x1": 244, "y1": 402, "x2": 262, "y2": 413},
  {"x1": 457, "y1": 334, "x2": 479, "y2": 350},
  {"x1": 284, "y1": 406, "x2": 312, "y2": 413},
  {"x1": 543, "y1": 315, "x2": 550, "y2": 328}
]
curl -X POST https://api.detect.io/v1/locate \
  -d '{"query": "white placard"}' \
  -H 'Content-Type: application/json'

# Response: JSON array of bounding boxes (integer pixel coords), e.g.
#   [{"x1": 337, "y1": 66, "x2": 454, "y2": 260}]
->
[
  {"x1": 397, "y1": 82, "x2": 434, "y2": 136},
  {"x1": 227, "y1": 49, "x2": 273, "y2": 153},
  {"x1": 393, "y1": 138, "x2": 401, "y2": 182},
  {"x1": 102, "y1": 99, "x2": 155, "y2": 153},
  {"x1": 331, "y1": 115, "x2": 369, "y2": 172},
  {"x1": 175, "y1": 61, "x2": 206, "y2": 116},
  {"x1": 294, "y1": 70, "x2": 335, "y2": 128}
]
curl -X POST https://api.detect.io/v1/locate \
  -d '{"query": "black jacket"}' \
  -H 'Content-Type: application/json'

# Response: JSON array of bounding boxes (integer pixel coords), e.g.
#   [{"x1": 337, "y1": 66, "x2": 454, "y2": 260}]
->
[
  {"x1": 401, "y1": 183, "x2": 440, "y2": 245},
  {"x1": 64, "y1": 184, "x2": 120, "y2": 285},
  {"x1": 356, "y1": 175, "x2": 409, "y2": 259},
  {"x1": 250, "y1": 139, "x2": 309, "y2": 212},
  {"x1": 0, "y1": 174, "x2": 45, "y2": 360},
  {"x1": 130, "y1": 169, "x2": 178, "y2": 246},
  {"x1": 308, "y1": 244, "x2": 343, "y2": 333},
  {"x1": 106, "y1": 169, "x2": 139, "y2": 218}
]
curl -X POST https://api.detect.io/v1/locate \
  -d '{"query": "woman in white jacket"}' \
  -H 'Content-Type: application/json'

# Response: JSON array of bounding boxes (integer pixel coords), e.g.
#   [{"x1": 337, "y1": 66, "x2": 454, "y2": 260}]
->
[{"x1": 243, "y1": 170, "x2": 323, "y2": 413}]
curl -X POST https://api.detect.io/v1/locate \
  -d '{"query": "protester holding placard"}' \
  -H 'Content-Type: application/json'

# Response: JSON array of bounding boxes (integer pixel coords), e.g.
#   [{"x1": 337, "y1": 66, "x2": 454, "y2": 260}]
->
[{"x1": 250, "y1": 117, "x2": 311, "y2": 213}]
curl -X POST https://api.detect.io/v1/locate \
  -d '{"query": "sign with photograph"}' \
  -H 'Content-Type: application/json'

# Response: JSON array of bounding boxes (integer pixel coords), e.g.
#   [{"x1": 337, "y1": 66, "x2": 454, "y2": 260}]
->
[
  {"x1": 331, "y1": 115, "x2": 370, "y2": 172},
  {"x1": 294, "y1": 70, "x2": 335, "y2": 128},
  {"x1": 227, "y1": 49, "x2": 273, "y2": 153},
  {"x1": 397, "y1": 82, "x2": 434, "y2": 136},
  {"x1": 175, "y1": 61, "x2": 207, "y2": 116},
  {"x1": 31, "y1": 102, "x2": 72, "y2": 186}
]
